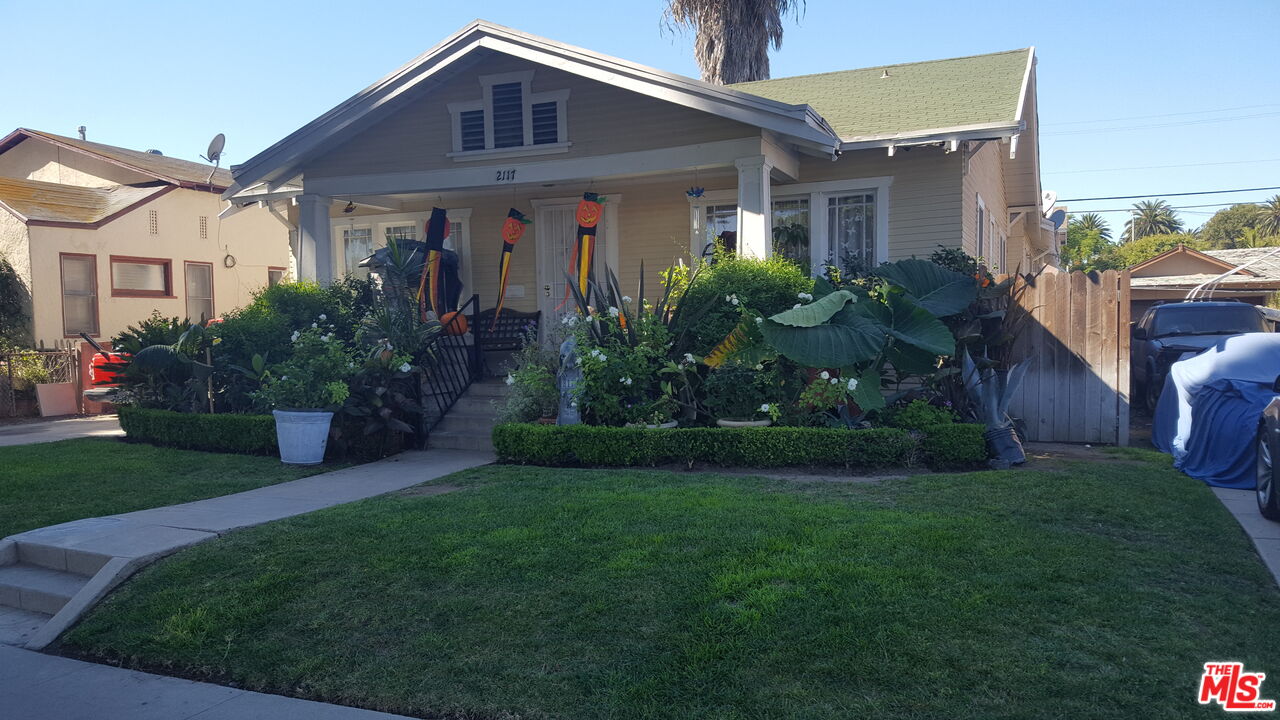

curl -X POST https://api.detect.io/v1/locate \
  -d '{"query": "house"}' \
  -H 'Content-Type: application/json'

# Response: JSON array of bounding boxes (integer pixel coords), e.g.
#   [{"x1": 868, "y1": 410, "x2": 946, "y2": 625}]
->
[
  {"x1": 1129, "y1": 244, "x2": 1280, "y2": 317},
  {"x1": 224, "y1": 20, "x2": 1058, "y2": 327},
  {"x1": 0, "y1": 128, "x2": 293, "y2": 347}
]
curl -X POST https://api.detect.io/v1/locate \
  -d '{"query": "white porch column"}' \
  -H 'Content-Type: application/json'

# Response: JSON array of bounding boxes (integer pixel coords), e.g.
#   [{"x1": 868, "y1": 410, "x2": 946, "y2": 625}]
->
[
  {"x1": 296, "y1": 194, "x2": 333, "y2": 282},
  {"x1": 735, "y1": 155, "x2": 773, "y2": 258}
]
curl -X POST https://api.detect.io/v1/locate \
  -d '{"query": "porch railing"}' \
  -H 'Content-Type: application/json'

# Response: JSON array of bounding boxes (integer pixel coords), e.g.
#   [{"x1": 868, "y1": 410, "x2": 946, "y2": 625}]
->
[{"x1": 416, "y1": 294, "x2": 483, "y2": 445}]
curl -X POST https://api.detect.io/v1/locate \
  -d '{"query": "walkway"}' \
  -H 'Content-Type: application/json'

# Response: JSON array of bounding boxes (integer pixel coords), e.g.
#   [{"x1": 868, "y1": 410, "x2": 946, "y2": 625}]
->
[
  {"x1": 1212, "y1": 486, "x2": 1280, "y2": 585},
  {"x1": 0, "y1": 415, "x2": 123, "y2": 447},
  {"x1": 0, "y1": 644, "x2": 414, "y2": 719}
]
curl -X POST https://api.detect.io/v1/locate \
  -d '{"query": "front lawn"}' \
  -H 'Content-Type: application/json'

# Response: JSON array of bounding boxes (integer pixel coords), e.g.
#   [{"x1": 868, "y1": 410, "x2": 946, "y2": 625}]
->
[
  {"x1": 0, "y1": 438, "x2": 332, "y2": 538},
  {"x1": 61, "y1": 452, "x2": 1280, "y2": 718}
]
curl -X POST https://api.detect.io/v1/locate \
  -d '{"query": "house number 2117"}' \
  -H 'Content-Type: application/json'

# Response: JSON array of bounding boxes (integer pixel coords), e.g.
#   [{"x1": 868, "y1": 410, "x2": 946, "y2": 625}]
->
[{"x1": 495, "y1": 168, "x2": 517, "y2": 182}]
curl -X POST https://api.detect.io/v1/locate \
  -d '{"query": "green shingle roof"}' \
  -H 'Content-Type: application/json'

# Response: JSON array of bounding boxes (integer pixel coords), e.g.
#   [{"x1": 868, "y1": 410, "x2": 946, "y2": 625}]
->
[{"x1": 730, "y1": 48, "x2": 1031, "y2": 141}]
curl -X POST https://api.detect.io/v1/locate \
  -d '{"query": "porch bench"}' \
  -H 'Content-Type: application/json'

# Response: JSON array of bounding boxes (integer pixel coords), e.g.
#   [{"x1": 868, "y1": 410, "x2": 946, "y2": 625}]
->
[{"x1": 475, "y1": 309, "x2": 540, "y2": 375}]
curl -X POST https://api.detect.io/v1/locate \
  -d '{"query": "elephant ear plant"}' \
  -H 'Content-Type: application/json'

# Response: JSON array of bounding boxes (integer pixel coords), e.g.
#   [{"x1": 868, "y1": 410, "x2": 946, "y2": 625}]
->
[{"x1": 961, "y1": 349, "x2": 1031, "y2": 467}]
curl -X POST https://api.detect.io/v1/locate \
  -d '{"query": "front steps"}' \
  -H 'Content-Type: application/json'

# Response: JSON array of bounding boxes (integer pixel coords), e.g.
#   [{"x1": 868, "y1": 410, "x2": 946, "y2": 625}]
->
[
  {"x1": 428, "y1": 380, "x2": 508, "y2": 452},
  {"x1": 0, "y1": 541, "x2": 107, "y2": 646}
]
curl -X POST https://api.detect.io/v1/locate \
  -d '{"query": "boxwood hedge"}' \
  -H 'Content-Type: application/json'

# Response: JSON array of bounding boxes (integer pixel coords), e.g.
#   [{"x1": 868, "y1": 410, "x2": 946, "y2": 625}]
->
[
  {"x1": 492, "y1": 423, "x2": 987, "y2": 471},
  {"x1": 118, "y1": 406, "x2": 278, "y2": 455}
]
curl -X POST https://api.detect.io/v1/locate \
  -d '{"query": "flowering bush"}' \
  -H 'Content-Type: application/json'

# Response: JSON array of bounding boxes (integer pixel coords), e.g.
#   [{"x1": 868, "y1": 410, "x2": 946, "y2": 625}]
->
[
  {"x1": 497, "y1": 326, "x2": 560, "y2": 423},
  {"x1": 702, "y1": 363, "x2": 787, "y2": 421},
  {"x1": 252, "y1": 324, "x2": 354, "y2": 411}
]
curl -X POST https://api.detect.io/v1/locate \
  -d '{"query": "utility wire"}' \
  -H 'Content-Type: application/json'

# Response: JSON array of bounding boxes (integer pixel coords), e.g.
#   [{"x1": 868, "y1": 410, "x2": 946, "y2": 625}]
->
[
  {"x1": 1045, "y1": 158, "x2": 1280, "y2": 175},
  {"x1": 1059, "y1": 186, "x2": 1280, "y2": 202},
  {"x1": 1045, "y1": 103, "x2": 1280, "y2": 126},
  {"x1": 1043, "y1": 111, "x2": 1280, "y2": 136}
]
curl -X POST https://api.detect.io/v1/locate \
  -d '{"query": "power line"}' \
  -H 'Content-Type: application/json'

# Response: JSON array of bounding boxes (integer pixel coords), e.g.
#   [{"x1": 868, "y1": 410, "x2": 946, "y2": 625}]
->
[
  {"x1": 1045, "y1": 158, "x2": 1280, "y2": 175},
  {"x1": 1069, "y1": 202, "x2": 1262, "y2": 213},
  {"x1": 1045, "y1": 103, "x2": 1280, "y2": 126},
  {"x1": 1043, "y1": 111, "x2": 1280, "y2": 136},
  {"x1": 1059, "y1": 186, "x2": 1280, "y2": 202}
]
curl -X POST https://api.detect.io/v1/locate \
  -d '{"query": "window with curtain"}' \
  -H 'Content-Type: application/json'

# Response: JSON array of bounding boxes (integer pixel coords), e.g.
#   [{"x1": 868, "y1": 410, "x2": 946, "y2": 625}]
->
[
  {"x1": 828, "y1": 192, "x2": 876, "y2": 270},
  {"x1": 61, "y1": 254, "x2": 98, "y2": 336},
  {"x1": 185, "y1": 262, "x2": 214, "y2": 322},
  {"x1": 705, "y1": 204, "x2": 738, "y2": 254},
  {"x1": 772, "y1": 198, "x2": 810, "y2": 264},
  {"x1": 343, "y1": 227, "x2": 373, "y2": 275},
  {"x1": 268, "y1": 267, "x2": 286, "y2": 287},
  {"x1": 111, "y1": 258, "x2": 170, "y2": 296}
]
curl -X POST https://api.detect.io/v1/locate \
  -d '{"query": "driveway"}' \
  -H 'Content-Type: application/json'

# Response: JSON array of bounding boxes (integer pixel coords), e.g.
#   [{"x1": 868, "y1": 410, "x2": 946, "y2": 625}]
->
[{"x1": 0, "y1": 416, "x2": 123, "y2": 447}]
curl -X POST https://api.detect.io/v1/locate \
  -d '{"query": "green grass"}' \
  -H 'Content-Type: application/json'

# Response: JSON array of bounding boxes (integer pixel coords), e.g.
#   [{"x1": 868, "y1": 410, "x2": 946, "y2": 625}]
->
[
  {"x1": 61, "y1": 453, "x2": 1280, "y2": 719},
  {"x1": 0, "y1": 438, "x2": 333, "y2": 537}
]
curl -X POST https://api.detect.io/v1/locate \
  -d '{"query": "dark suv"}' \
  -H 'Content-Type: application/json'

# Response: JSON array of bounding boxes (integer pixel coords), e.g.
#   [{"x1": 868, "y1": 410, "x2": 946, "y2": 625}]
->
[{"x1": 1131, "y1": 301, "x2": 1271, "y2": 410}]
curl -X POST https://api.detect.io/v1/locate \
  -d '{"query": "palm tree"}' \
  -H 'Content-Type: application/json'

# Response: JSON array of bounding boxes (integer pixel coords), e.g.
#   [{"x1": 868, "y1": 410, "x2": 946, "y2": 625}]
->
[
  {"x1": 664, "y1": 0, "x2": 804, "y2": 84},
  {"x1": 1257, "y1": 195, "x2": 1280, "y2": 238},
  {"x1": 1069, "y1": 212, "x2": 1111, "y2": 240},
  {"x1": 1122, "y1": 200, "x2": 1183, "y2": 242}
]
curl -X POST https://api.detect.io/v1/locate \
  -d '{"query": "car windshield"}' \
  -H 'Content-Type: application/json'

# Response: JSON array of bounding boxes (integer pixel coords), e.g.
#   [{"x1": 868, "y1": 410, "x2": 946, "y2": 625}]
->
[{"x1": 1151, "y1": 305, "x2": 1263, "y2": 338}]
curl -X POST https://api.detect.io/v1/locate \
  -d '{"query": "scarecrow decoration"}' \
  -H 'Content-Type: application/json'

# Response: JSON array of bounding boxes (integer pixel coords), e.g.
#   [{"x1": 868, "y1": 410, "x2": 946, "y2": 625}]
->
[
  {"x1": 492, "y1": 208, "x2": 531, "y2": 329},
  {"x1": 417, "y1": 207, "x2": 450, "y2": 320}
]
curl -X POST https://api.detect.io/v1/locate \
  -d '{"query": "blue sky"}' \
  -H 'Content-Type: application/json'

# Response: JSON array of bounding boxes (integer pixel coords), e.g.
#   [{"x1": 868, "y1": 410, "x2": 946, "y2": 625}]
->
[{"x1": 3, "y1": 0, "x2": 1277, "y2": 235}]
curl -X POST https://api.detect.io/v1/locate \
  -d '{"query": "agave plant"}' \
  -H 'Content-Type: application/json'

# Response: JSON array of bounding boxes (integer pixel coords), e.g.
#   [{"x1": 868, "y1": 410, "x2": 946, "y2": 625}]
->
[{"x1": 960, "y1": 348, "x2": 1030, "y2": 431}]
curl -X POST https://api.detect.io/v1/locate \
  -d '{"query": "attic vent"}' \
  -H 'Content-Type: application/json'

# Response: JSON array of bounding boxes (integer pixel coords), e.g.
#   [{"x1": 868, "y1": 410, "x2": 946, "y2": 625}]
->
[
  {"x1": 880, "y1": 69, "x2": 890, "y2": 79},
  {"x1": 531, "y1": 101, "x2": 558, "y2": 145},
  {"x1": 491, "y1": 81, "x2": 524, "y2": 148},
  {"x1": 459, "y1": 109, "x2": 485, "y2": 152},
  {"x1": 199, "y1": 215, "x2": 208, "y2": 239},
  {"x1": 149, "y1": 210, "x2": 158, "y2": 235}
]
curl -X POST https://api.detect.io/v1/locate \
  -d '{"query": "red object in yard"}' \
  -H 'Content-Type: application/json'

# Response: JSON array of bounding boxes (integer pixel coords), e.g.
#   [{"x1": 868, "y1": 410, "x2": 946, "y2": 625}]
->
[{"x1": 90, "y1": 351, "x2": 129, "y2": 387}]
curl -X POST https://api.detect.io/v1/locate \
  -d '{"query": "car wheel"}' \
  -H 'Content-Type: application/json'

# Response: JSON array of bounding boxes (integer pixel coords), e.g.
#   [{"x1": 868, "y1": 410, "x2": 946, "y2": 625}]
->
[{"x1": 1257, "y1": 425, "x2": 1280, "y2": 520}]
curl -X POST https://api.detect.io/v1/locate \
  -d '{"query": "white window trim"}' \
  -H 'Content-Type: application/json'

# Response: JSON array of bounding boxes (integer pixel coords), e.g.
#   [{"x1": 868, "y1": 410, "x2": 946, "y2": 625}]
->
[
  {"x1": 686, "y1": 176, "x2": 892, "y2": 271},
  {"x1": 447, "y1": 72, "x2": 571, "y2": 161},
  {"x1": 532, "y1": 194, "x2": 623, "y2": 324},
  {"x1": 976, "y1": 193, "x2": 987, "y2": 261},
  {"x1": 330, "y1": 209, "x2": 473, "y2": 290}
]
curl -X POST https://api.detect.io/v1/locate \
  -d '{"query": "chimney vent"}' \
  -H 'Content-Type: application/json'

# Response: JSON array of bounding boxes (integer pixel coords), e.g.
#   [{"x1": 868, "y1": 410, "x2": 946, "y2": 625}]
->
[{"x1": 77, "y1": 125, "x2": 86, "y2": 140}]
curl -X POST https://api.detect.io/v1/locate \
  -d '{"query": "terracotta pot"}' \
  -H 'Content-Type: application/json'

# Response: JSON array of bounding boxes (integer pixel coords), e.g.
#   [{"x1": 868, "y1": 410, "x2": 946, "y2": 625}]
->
[{"x1": 716, "y1": 418, "x2": 772, "y2": 428}]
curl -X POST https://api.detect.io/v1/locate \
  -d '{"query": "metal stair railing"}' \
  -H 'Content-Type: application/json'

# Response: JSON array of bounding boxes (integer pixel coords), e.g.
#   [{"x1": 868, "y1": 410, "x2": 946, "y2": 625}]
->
[{"x1": 417, "y1": 294, "x2": 483, "y2": 445}]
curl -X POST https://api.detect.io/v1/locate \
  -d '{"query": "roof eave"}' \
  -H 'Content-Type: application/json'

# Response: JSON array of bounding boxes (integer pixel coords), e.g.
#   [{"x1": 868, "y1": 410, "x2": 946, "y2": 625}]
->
[{"x1": 838, "y1": 120, "x2": 1024, "y2": 151}]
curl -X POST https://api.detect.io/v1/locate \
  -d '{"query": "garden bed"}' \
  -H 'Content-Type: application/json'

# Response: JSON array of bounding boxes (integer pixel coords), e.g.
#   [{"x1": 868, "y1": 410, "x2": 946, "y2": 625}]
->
[{"x1": 493, "y1": 422, "x2": 985, "y2": 471}]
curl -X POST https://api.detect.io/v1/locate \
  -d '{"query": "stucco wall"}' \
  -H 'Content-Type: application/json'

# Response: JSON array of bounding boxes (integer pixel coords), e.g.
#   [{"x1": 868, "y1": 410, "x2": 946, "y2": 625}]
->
[
  {"x1": 0, "y1": 137, "x2": 154, "y2": 188},
  {"x1": 26, "y1": 188, "x2": 290, "y2": 345},
  {"x1": 0, "y1": 211, "x2": 32, "y2": 340},
  {"x1": 302, "y1": 51, "x2": 759, "y2": 179}
]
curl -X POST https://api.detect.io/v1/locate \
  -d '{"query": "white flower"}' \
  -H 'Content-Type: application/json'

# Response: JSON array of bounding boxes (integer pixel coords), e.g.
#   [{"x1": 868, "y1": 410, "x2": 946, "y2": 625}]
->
[
  {"x1": 829, "y1": 377, "x2": 839, "y2": 385},
  {"x1": 348, "y1": 361, "x2": 355, "y2": 369},
  {"x1": 754, "y1": 317, "x2": 763, "y2": 325},
  {"x1": 755, "y1": 364, "x2": 764, "y2": 371},
  {"x1": 570, "y1": 401, "x2": 578, "y2": 408},
  {"x1": 622, "y1": 296, "x2": 632, "y2": 303},
  {"x1": 731, "y1": 296, "x2": 740, "y2": 306},
  {"x1": 620, "y1": 376, "x2": 633, "y2": 386},
  {"x1": 318, "y1": 314, "x2": 327, "y2": 321},
  {"x1": 281, "y1": 375, "x2": 289, "y2": 381},
  {"x1": 797, "y1": 292, "x2": 813, "y2": 301},
  {"x1": 759, "y1": 403, "x2": 771, "y2": 412},
  {"x1": 505, "y1": 374, "x2": 515, "y2": 385},
  {"x1": 847, "y1": 377, "x2": 859, "y2": 391},
  {"x1": 608, "y1": 306, "x2": 620, "y2": 318},
  {"x1": 290, "y1": 331, "x2": 300, "y2": 342},
  {"x1": 399, "y1": 363, "x2": 411, "y2": 373},
  {"x1": 311, "y1": 322, "x2": 318, "y2": 328},
  {"x1": 683, "y1": 353, "x2": 696, "y2": 364},
  {"x1": 599, "y1": 353, "x2": 607, "y2": 362},
  {"x1": 793, "y1": 304, "x2": 802, "y2": 309},
  {"x1": 820, "y1": 370, "x2": 830, "y2": 380}
]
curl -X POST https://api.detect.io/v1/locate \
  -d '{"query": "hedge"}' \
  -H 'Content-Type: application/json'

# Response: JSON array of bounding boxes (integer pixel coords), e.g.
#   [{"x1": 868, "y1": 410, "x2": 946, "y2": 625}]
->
[
  {"x1": 118, "y1": 406, "x2": 278, "y2": 455},
  {"x1": 492, "y1": 423, "x2": 988, "y2": 471},
  {"x1": 919, "y1": 422, "x2": 989, "y2": 470}
]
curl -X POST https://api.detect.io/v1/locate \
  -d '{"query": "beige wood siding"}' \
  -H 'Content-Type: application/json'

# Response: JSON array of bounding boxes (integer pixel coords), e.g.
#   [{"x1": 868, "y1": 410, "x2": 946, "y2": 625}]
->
[
  {"x1": 962, "y1": 141, "x2": 1009, "y2": 268},
  {"x1": 791, "y1": 146, "x2": 963, "y2": 261},
  {"x1": 303, "y1": 52, "x2": 759, "y2": 180}
]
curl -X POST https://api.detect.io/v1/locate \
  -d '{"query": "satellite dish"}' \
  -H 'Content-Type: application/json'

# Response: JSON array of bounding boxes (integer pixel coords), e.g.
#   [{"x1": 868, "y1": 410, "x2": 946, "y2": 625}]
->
[
  {"x1": 1049, "y1": 208, "x2": 1067, "y2": 230},
  {"x1": 203, "y1": 133, "x2": 225, "y2": 164},
  {"x1": 1041, "y1": 190, "x2": 1058, "y2": 215}
]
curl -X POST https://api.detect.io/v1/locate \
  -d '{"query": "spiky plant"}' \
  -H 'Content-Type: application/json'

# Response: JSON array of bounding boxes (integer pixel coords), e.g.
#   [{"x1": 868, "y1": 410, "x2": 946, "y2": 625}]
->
[{"x1": 663, "y1": 0, "x2": 804, "y2": 84}]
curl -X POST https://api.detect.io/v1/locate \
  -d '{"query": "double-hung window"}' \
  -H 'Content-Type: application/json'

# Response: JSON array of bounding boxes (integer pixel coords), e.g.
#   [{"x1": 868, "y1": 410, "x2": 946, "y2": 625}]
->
[
  {"x1": 828, "y1": 192, "x2": 876, "y2": 271},
  {"x1": 60, "y1": 253, "x2": 98, "y2": 336},
  {"x1": 184, "y1": 262, "x2": 214, "y2": 322},
  {"x1": 448, "y1": 71, "x2": 570, "y2": 160},
  {"x1": 342, "y1": 226, "x2": 374, "y2": 277}
]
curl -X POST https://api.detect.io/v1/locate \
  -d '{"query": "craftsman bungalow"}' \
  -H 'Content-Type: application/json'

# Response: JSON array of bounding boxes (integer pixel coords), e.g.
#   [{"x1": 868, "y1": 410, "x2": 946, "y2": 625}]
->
[{"x1": 224, "y1": 20, "x2": 1057, "y2": 325}]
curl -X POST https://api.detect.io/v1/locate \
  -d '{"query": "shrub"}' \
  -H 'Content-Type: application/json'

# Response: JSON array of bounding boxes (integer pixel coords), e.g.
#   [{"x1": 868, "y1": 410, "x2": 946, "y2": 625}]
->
[
  {"x1": 252, "y1": 326, "x2": 354, "y2": 411},
  {"x1": 879, "y1": 399, "x2": 957, "y2": 432},
  {"x1": 702, "y1": 362, "x2": 787, "y2": 422},
  {"x1": 676, "y1": 253, "x2": 813, "y2": 354},
  {"x1": 493, "y1": 424, "x2": 918, "y2": 469},
  {"x1": 111, "y1": 312, "x2": 189, "y2": 353},
  {"x1": 118, "y1": 406, "x2": 277, "y2": 455},
  {"x1": 920, "y1": 422, "x2": 988, "y2": 470}
]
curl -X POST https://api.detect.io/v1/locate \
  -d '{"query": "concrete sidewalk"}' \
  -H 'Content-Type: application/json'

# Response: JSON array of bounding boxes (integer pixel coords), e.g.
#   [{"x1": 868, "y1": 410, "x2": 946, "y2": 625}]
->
[
  {"x1": 0, "y1": 644, "x2": 414, "y2": 719},
  {"x1": 1213, "y1": 486, "x2": 1280, "y2": 585},
  {"x1": 0, "y1": 415, "x2": 123, "y2": 447}
]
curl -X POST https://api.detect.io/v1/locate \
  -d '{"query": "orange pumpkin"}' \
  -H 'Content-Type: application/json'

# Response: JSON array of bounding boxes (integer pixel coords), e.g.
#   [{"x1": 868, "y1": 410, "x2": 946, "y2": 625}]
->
[
  {"x1": 502, "y1": 216, "x2": 527, "y2": 244},
  {"x1": 576, "y1": 198, "x2": 602, "y2": 228},
  {"x1": 440, "y1": 311, "x2": 469, "y2": 336}
]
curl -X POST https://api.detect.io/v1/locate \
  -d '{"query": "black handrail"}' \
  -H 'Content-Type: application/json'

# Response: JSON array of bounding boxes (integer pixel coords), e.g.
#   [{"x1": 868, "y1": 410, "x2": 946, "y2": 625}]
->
[{"x1": 416, "y1": 294, "x2": 482, "y2": 446}]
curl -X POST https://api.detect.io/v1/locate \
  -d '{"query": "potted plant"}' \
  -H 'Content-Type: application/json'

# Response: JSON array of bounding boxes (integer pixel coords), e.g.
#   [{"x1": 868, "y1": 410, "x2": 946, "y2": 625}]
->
[
  {"x1": 497, "y1": 328, "x2": 561, "y2": 424},
  {"x1": 253, "y1": 324, "x2": 354, "y2": 464},
  {"x1": 625, "y1": 395, "x2": 679, "y2": 429},
  {"x1": 704, "y1": 364, "x2": 784, "y2": 427}
]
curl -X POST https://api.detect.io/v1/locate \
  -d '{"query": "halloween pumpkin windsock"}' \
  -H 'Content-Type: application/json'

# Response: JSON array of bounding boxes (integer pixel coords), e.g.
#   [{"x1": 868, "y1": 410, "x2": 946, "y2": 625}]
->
[
  {"x1": 559, "y1": 192, "x2": 603, "y2": 311},
  {"x1": 417, "y1": 207, "x2": 450, "y2": 320},
  {"x1": 492, "y1": 208, "x2": 530, "y2": 329}
]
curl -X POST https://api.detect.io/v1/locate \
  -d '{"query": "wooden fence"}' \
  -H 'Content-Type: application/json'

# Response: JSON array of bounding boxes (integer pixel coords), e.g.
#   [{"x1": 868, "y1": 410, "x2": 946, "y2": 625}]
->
[{"x1": 1006, "y1": 269, "x2": 1131, "y2": 445}]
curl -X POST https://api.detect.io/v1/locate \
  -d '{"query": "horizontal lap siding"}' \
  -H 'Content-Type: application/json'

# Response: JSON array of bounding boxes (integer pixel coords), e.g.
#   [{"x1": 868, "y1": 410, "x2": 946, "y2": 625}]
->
[
  {"x1": 961, "y1": 141, "x2": 1008, "y2": 263},
  {"x1": 303, "y1": 53, "x2": 757, "y2": 179}
]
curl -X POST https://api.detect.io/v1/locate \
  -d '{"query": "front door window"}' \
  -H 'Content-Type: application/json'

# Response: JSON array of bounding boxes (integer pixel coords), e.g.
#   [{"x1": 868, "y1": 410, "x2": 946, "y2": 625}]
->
[{"x1": 829, "y1": 192, "x2": 876, "y2": 271}]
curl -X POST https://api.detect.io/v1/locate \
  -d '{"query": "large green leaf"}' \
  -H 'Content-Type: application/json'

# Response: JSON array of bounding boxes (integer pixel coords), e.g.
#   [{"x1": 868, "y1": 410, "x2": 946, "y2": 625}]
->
[
  {"x1": 876, "y1": 258, "x2": 977, "y2": 317},
  {"x1": 843, "y1": 366, "x2": 885, "y2": 412},
  {"x1": 883, "y1": 292, "x2": 956, "y2": 357},
  {"x1": 768, "y1": 290, "x2": 857, "y2": 327},
  {"x1": 759, "y1": 312, "x2": 886, "y2": 368}
]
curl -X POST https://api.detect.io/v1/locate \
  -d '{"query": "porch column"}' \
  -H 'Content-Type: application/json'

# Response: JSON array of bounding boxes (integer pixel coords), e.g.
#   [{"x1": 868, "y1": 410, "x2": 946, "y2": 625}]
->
[
  {"x1": 735, "y1": 155, "x2": 773, "y2": 258},
  {"x1": 296, "y1": 194, "x2": 333, "y2": 282}
]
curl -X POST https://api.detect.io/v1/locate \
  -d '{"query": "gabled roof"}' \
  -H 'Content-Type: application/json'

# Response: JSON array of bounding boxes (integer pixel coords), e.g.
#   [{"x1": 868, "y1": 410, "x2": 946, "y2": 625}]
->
[
  {"x1": 1206, "y1": 248, "x2": 1280, "y2": 279},
  {"x1": 0, "y1": 128, "x2": 231, "y2": 191},
  {"x1": 226, "y1": 19, "x2": 845, "y2": 197},
  {"x1": 1128, "y1": 244, "x2": 1257, "y2": 276},
  {"x1": 0, "y1": 176, "x2": 172, "y2": 227},
  {"x1": 731, "y1": 48, "x2": 1034, "y2": 144}
]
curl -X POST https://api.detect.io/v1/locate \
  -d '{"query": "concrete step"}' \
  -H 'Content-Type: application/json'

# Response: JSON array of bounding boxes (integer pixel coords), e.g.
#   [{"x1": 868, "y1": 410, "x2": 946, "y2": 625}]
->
[
  {"x1": 427, "y1": 430, "x2": 494, "y2": 452},
  {"x1": 434, "y1": 414, "x2": 498, "y2": 435},
  {"x1": 0, "y1": 606, "x2": 49, "y2": 647},
  {"x1": 0, "y1": 563, "x2": 91, "y2": 616},
  {"x1": 445, "y1": 397, "x2": 501, "y2": 415},
  {"x1": 15, "y1": 541, "x2": 111, "y2": 577},
  {"x1": 465, "y1": 382, "x2": 511, "y2": 399}
]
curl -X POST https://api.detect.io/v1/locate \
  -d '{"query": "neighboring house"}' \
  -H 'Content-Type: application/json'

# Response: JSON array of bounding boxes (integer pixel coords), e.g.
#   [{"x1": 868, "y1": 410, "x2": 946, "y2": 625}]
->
[
  {"x1": 1129, "y1": 244, "x2": 1280, "y2": 317},
  {"x1": 224, "y1": 20, "x2": 1059, "y2": 326},
  {"x1": 0, "y1": 128, "x2": 293, "y2": 347}
]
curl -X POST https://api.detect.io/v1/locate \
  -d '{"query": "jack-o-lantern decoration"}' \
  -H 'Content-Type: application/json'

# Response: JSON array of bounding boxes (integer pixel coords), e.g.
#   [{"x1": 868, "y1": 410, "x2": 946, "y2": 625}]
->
[
  {"x1": 440, "y1": 311, "x2": 469, "y2": 336},
  {"x1": 492, "y1": 208, "x2": 531, "y2": 329},
  {"x1": 575, "y1": 195, "x2": 602, "y2": 228},
  {"x1": 560, "y1": 192, "x2": 603, "y2": 306}
]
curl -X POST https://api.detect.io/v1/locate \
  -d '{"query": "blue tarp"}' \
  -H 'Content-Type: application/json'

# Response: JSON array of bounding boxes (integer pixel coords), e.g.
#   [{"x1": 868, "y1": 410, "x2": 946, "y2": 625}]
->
[{"x1": 1150, "y1": 333, "x2": 1280, "y2": 488}]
